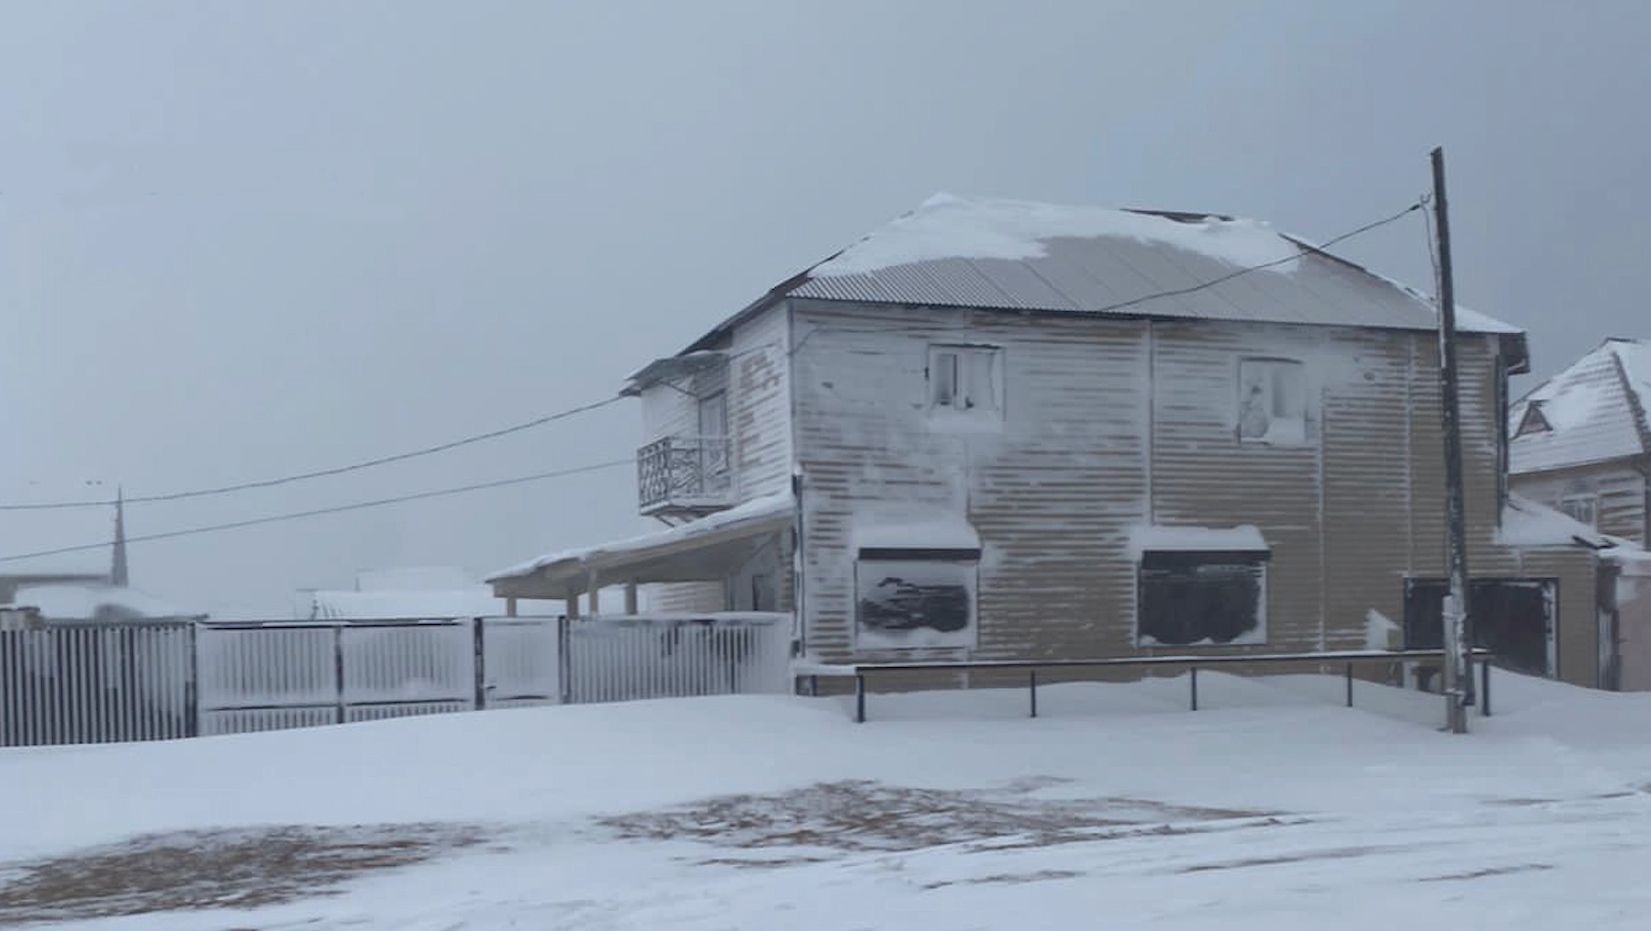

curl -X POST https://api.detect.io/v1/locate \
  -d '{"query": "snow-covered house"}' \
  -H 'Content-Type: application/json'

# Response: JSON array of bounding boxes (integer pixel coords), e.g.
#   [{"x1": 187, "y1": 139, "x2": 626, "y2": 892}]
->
[
  {"x1": 491, "y1": 194, "x2": 1621, "y2": 688},
  {"x1": 1508, "y1": 338, "x2": 1650, "y2": 545}
]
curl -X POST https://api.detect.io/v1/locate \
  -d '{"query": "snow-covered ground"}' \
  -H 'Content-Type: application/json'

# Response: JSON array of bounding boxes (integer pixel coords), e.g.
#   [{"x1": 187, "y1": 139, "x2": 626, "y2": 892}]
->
[{"x1": 6, "y1": 672, "x2": 1651, "y2": 929}]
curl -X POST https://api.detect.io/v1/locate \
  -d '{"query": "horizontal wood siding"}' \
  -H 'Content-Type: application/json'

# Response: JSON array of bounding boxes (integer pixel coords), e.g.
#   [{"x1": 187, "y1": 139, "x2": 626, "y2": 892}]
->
[
  {"x1": 1511, "y1": 461, "x2": 1648, "y2": 545},
  {"x1": 793, "y1": 301, "x2": 1147, "y2": 663},
  {"x1": 730, "y1": 304, "x2": 793, "y2": 499}
]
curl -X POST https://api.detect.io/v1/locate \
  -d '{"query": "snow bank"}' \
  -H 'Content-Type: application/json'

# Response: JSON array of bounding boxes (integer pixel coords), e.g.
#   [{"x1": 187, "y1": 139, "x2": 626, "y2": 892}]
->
[{"x1": 809, "y1": 194, "x2": 1304, "y2": 278}]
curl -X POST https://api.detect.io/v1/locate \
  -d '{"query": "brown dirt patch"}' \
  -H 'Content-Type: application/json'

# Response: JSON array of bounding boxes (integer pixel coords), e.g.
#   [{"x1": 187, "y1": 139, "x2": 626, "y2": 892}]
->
[
  {"x1": 600, "y1": 779, "x2": 1280, "y2": 855},
  {"x1": 0, "y1": 823, "x2": 484, "y2": 926}
]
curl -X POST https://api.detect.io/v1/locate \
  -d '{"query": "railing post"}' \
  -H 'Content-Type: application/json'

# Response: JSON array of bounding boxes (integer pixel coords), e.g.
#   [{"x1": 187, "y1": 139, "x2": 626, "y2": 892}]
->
[
  {"x1": 855, "y1": 674, "x2": 866, "y2": 723},
  {"x1": 1029, "y1": 668, "x2": 1038, "y2": 718},
  {"x1": 1345, "y1": 662, "x2": 1354, "y2": 708},
  {"x1": 333, "y1": 625, "x2": 346, "y2": 725},
  {"x1": 1190, "y1": 666, "x2": 1199, "y2": 711},
  {"x1": 187, "y1": 623, "x2": 201, "y2": 738},
  {"x1": 473, "y1": 618, "x2": 487, "y2": 711},
  {"x1": 1480, "y1": 660, "x2": 1491, "y2": 717}
]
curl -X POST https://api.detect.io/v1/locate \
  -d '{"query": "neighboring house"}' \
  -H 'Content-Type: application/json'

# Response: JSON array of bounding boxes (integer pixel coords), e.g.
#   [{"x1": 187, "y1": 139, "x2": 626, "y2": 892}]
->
[
  {"x1": 297, "y1": 567, "x2": 506, "y2": 620},
  {"x1": 3, "y1": 583, "x2": 203, "y2": 625},
  {"x1": 0, "y1": 492, "x2": 130, "y2": 606},
  {"x1": 491, "y1": 194, "x2": 1626, "y2": 688},
  {"x1": 1507, "y1": 338, "x2": 1651, "y2": 546}
]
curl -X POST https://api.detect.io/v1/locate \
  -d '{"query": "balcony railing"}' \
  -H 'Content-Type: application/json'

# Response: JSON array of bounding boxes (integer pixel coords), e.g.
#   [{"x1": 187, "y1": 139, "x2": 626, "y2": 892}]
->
[{"x1": 637, "y1": 435, "x2": 733, "y2": 515}]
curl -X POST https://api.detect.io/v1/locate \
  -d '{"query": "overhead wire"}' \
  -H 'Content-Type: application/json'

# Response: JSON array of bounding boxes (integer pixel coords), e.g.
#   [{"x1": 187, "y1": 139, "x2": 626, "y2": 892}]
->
[
  {"x1": 0, "y1": 458, "x2": 633, "y2": 564},
  {"x1": 0, "y1": 395, "x2": 627, "y2": 511}
]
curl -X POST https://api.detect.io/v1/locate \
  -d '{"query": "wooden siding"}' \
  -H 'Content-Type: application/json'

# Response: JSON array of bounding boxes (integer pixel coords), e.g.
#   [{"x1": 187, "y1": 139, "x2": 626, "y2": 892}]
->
[
  {"x1": 1511, "y1": 460, "x2": 1649, "y2": 546},
  {"x1": 790, "y1": 299, "x2": 1605, "y2": 687},
  {"x1": 638, "y1": 304, "x2": 793, "y2": 614}
]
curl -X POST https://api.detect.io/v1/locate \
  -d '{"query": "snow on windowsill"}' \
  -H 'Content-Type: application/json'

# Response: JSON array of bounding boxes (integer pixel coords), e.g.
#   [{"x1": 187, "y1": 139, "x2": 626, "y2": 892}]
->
[
  {"x1": 1136, "y1": 631, "x2": 1267, "y2": 649},
  {"x1": 1127, "y1": 524, "x2": 1269, "y2": 560}
]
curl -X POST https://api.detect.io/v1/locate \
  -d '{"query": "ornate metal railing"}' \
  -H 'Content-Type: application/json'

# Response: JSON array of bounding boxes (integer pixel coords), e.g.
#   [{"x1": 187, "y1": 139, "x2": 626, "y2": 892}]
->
[{"x1": 637, "y1": 435, "x2": 733, "y2": 513}]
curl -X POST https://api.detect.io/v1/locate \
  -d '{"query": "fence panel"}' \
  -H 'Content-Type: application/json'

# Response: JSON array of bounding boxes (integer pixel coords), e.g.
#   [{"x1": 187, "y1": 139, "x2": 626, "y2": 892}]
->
[
  {"x1": 480, "y1": 618, "x2": 559, "y2": 707},
  {"x1": 340, "y1": 623, "x2": 473, "y2": 705},
  {"x1": 565, "y1": 617, "x2": 790, "y2": 704},
  {"x1": 0, "y1": 624, "x2": 193, "y2": 747},
  {"x1": 196, "y1": 625, "x2": 336, "y2": 735}
]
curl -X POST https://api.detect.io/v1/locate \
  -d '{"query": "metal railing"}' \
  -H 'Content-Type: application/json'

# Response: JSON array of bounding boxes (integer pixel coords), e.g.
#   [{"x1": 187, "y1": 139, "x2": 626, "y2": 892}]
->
[
  {"x1": 796, "y1": 648, "x2": 1496, "y2": 724},
  {"x1": 636, "y1": 435, "x2": 733, "y2": 513}
]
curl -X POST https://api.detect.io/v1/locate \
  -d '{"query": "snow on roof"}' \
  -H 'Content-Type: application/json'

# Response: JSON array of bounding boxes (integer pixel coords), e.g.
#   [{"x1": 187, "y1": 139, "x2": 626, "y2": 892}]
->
[
  {"x1": 1510, "y1": 339, "x2": 1649, "y2": 474},
  {"x1": 811, "y1": 193, "x2": 1303, "y2": 277},
  {"x1": 1127, "y1": 524, "x2": 1268, "y2": 558},
  {"x1": 6, "y1": 583, "x2": 198, "y2": 623},
  {"x1": 303, "y1": 587, "x2": 506, "y2": 621},
  {"x1": 1497, "y1": 493, "x2": 1611, "y2": 549},
  {"x1": 488, "y1": 491, "x2": 794, "y2": 583},
  {"x1": 786, "y1": 194, "x2": 1522, "y2": 335}
]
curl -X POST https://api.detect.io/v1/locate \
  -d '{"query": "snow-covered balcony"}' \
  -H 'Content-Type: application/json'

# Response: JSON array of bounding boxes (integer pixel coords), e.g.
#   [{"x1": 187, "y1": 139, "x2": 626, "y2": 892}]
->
[{"x1": 636, "y1": 435, "x2": 733, "y2": 517}]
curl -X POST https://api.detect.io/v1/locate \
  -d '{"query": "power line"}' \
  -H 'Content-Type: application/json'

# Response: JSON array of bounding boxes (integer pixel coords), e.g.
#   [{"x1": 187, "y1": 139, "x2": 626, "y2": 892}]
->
[
  {"x1": 0, "y1": 458, "x2": 633, "y2": 564},
  {"x1": 0, "y1": 395, "x2": 627, "y2": 512}
]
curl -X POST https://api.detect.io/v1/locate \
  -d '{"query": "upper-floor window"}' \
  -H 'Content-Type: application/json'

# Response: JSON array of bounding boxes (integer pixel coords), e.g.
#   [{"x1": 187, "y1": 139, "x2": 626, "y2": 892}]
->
[
  {"x1": 928, "y1": 345, "x2": 1003, "y2": 417},
  {"x1": 1237, "y1": 358, "x2": 1307, "y2": 444},
  {"x1": 1514, "y1": 401, "x2": 1553, "y2": 437},
  {"x1": 1560, "y1": 492, "x2": 1598, "y2": 528}
]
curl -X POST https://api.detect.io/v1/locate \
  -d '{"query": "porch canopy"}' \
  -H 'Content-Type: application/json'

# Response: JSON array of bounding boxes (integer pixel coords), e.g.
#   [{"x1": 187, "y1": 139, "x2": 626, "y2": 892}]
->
[{"x1": 487, "y1": 491, "x2": 793, "y2": 602}]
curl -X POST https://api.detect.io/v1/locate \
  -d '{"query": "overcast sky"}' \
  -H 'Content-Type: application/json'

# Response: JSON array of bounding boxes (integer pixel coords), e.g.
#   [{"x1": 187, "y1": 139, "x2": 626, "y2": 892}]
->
[{"x1": 3, "y1": 0, "x2": 1648, "y2": 614}]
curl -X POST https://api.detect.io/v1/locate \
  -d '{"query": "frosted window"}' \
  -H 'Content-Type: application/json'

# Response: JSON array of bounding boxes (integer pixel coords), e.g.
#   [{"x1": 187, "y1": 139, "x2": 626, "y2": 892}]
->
[
  {"x1": 1559, "y1": 494, "x2": 1598, "y2": 527},
  {"x1": 929, "y1": 345, "x2": 1002, "y2": 416},
  {"x1": 1238, "y1": 359, "x2": 1307, "y2": 444}
]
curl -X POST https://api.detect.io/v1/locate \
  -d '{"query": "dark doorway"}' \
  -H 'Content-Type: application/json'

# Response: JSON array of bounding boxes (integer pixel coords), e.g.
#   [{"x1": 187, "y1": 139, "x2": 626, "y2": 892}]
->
[{"x1": 1403, "y1": 578, "x2": 1556, "y2": 677}]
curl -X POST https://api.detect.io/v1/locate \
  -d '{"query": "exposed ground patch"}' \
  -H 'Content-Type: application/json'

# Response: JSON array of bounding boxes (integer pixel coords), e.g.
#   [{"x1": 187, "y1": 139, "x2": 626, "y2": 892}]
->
[
  {"x1": 600, "y1": 779, "x2": 1282, "y2": 857},
  {"x1": 0, "y1": 823, "x2": 484, "y2": 925}
]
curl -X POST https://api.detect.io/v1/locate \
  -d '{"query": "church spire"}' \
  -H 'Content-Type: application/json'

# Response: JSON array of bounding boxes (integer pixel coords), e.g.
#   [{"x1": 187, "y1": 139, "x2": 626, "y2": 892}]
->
[{"x1": 111, "y1": 487, "x2": 129, "y2": 587}]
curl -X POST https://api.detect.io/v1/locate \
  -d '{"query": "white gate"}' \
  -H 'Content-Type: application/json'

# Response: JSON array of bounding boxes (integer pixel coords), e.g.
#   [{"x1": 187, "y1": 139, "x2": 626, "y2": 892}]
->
[
  {"x1": 564, "y1": 615, "x2": 791, "y2": 703},
  {"x1": 0, "y1": 624, "x2": 194, "y2": 746}
]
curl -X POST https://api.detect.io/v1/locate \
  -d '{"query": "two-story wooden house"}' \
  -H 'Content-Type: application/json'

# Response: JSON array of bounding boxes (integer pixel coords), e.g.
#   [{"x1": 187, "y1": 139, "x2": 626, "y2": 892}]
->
[{"x1": 491, "y1": 194, "x2": 1625, "y2": 688}]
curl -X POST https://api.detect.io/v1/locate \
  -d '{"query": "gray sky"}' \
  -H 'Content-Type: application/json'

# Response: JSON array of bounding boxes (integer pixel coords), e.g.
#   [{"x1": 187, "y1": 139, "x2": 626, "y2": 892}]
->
[{"x1": 3, "y1": 0, "x2": 1648, "y2": 614}]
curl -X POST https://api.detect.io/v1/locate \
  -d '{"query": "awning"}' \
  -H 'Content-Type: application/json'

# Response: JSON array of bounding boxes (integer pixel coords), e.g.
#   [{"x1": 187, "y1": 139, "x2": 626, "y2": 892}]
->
[
  {"x1": 1127, "y1": 524, "x2": 1269, "y2": 559},
  {"x1": 488, "y1": 491, "x2": 793, "y2": 600}
]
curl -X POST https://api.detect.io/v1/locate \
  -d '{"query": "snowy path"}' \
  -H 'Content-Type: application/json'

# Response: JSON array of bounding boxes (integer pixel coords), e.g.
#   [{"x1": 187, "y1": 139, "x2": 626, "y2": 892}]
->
[{"x1": 5, "y1": 671, "x2": 1651, "y2": 929}]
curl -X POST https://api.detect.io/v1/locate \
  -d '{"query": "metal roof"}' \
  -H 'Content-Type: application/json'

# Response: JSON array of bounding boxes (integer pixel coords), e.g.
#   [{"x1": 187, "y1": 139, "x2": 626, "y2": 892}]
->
[
  {"x1": 785, "y1": 195, "x2": 1519, "y2": 334},
  {"x1": 1510, "y1": 338, "x2": 1651, "y2": 474}
]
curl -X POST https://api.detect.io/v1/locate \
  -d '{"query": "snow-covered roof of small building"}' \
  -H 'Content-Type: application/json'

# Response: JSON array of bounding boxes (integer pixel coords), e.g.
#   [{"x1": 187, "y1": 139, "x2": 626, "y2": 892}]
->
[
  {"x1": 1498, "y1": 493, "x2": 1613, "y2": 549},
  {"x1": 5, "y1": 583, "x2": 200, "y2": 623},
  {"x1": 785, "y1": 194, "x2": 1519, "y2": 334},
  {"x1": 1509, "y1": 338, "x2": 1651, "y2": 474}
]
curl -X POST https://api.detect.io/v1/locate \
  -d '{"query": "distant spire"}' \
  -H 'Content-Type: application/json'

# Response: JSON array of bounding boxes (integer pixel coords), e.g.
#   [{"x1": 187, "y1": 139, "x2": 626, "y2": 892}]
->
[{"x1": 111, "y1": 487, "x2": 129, "y2": 587}]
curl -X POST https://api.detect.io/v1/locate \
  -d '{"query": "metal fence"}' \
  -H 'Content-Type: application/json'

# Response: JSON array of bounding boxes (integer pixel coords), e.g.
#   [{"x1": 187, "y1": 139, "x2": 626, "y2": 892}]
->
[
  {"x1": 1, "y1": 613, "x2": 792, "y2": 747},
  {"x1": 1, "y1": 624, "x2": 195, "y2": 746},
  {"x1": 565, "y1": 615, "x2": 793, "y2": 703}
]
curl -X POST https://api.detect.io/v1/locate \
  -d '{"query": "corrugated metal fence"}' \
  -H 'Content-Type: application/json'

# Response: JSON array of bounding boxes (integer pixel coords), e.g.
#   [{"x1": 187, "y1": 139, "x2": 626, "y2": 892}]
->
[{"x1": 1, "y1": 613, "x2": 791, "y2": 747}]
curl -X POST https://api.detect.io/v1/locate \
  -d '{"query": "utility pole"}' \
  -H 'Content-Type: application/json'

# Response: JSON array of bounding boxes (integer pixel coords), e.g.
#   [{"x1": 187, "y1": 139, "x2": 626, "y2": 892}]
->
[{"x1": 1431, "y1": 146, "x2": 1473, "y2": 735}]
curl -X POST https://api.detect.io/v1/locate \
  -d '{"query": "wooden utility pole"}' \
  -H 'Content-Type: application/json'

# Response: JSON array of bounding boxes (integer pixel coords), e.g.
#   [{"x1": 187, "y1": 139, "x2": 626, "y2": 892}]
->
[{"x1": 1430, "y1": 146, "x2": 1473, "y2": 735}]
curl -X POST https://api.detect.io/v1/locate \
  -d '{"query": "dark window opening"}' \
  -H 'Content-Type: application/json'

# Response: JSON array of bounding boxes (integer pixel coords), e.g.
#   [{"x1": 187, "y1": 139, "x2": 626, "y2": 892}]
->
[
  {"x1": 1137, "y1": 551, "x2": 1267, "y2": 646},
  {"x1": 1403, "y1": 578, "x2": 1555, "y2": 677},
  {"x1": 1514, "y1": 402, "x2": 1553, "y2": 437},
  {"x1": 855, "y1": 555, "x2": 977, "y2": 650}
]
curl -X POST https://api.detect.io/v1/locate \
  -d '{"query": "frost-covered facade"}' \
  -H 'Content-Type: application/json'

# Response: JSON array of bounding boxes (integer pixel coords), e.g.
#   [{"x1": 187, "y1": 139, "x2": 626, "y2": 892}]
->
[{"x1": 491, "y1": 195, "x2": 1623, "y2": 688}]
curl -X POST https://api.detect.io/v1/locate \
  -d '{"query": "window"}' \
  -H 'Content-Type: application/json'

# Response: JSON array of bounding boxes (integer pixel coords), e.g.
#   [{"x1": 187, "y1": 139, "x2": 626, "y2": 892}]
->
[
  {"x1": 855, "y1": 547, "x2": 980, "y2": 650},
  {"x1": 1560, "y1": 494, "x2": 1598, "y2": 528},
  {"x1": 1514, "y1": 401, "x2": 1553, "y2": 437},
  {"x1": 1137, "y1": 551, "x2": 1267, "y2": 646},
  {"x1": 1237, "y1": 358, "x2": 1307, "y2": 444},
  {"x1": 928, "y1": 345, "x2": 1002, "y2": 416}
]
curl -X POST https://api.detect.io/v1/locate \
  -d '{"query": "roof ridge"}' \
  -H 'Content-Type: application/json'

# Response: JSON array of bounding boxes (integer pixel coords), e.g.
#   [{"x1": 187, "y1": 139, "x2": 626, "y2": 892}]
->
[{"x1": 1607, "y1": 342, "x2": 1651, "y2": 456}]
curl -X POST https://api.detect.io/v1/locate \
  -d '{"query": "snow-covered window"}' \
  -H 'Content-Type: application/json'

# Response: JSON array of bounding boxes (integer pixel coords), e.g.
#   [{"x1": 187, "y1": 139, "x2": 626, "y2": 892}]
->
[
  {"x1": 928, "y1": 345, "x2": 1003, "y2": 417},
  {"x1": 1237, "y1": 358, "x2": 1307, "y2": 444},
  {"x1": 1559, "y1": 493, "x2": 1598, "y2": 528},
  {"x1": 855, "y1": 547, "x2": 979, "y2": 650},
  {"x1": 1136, "y1": 551, "x2": 1267, "y2": 647}
]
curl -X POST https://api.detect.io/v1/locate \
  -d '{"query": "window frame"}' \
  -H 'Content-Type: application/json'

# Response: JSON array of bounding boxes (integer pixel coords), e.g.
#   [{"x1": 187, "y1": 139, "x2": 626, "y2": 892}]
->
[
  {"x1": 853, "y1": 547, "x2": 981, "y2": 652},
  {"x1": 927, "y1": 344, "x2": 1005, "y2": 418},
  {"x1": 1235, "y1": 356, "x2": 1310, "y2": 446},
  {"x1": 1134, "y1": 549, "x2": 1269, "y2": 648},
  {"x1": 1559, "y1": 492, "x2": 1599, "y2": 528}
]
